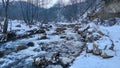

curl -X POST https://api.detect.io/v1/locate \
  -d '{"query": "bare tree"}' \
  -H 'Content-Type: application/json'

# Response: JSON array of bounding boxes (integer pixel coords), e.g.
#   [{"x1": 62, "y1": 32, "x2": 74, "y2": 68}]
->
[
  {"x1": 0, "y1": 16, "x2": 3, "y2": 32},
  {"x1": 20, "y1": 0, "x2": 36, "y2": 26},
  {"x1": 2, "y1": 0, "x2": 10, "y2": 33}
]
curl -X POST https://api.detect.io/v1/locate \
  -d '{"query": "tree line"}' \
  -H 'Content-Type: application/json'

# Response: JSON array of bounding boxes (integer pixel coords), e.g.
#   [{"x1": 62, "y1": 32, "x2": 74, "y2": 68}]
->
[{"x1": 0, "y1": 0, "x2": 96, "y2": 34}]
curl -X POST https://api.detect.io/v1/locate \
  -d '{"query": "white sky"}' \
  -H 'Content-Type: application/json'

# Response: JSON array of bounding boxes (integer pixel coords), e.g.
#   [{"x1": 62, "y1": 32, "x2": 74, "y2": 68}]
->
[
  {"x1": 0, "y1": 0, "x2": 70, "y2": 8},
  {"x1": 0, "y1": 0, "x2": 85, "y2": 8}
]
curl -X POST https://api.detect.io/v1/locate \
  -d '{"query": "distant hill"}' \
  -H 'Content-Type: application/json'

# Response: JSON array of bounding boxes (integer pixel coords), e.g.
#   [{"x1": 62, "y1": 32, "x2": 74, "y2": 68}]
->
[{"x1": 0, "y1": 0, "x2": 95, "y2": 22}]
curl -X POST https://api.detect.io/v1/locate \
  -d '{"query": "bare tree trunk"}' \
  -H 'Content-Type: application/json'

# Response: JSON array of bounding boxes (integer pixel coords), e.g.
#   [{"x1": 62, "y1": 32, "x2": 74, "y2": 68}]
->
[
  {"x1": 20, "y1": 0, "x2": 36, "y2": 26},
  {"x1": 2, "y1": 0, "x2": 9, "y2": 34}
]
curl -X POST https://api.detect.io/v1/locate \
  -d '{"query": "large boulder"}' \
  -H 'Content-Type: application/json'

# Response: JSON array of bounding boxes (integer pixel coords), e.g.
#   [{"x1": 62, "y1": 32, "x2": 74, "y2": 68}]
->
[
  {"x1": 66, "y1": 35, "x2": 74, "y2": 40},
  {"x1": 86, "y1": 43, "x2": 93, "y2": 53},
  {"x1": 92, "y1": 43, "x2": 102, "y2": 55},
  {"x1": 60, "y1": 57, "x2": 73, "y2": 65},
  {"x1": 33, "y1": 56, "x2": 47, "y2": 68},
  {"x1": 7, "y1": 31, "x2": 16, "y2": 41},
  {"x1": 93, "y1": 49, "x2": 102, "y2": 55},
  {"x1": 77, "y1": 23, "x2": 102, "y2": 42},
  {"x1": 101, "y1": 50, "x2": 115, "y2": 58},
  {"x1": 106, "y1": 18, "x2": 117, "y2": 26},
  {"x1": 38, "y1": 35, "x2": 48, "y2": 40},
  {"x1": 51, "y1": 52, "x2": 61, "y2": 64},
  {"x1": 0, "y1": 51, "x2": 4, "y2": 57},
  {"x1": 27, "y1": 42, "x2": 34, "y2": 47},
  {"x1": 35, "y1": 29, "x2": 46, "y2": 34},
  {"x1": 16, "y1": 45, "x2": 27, "y2": 51},
  {"x1": 27, "y1": 29, "x2": 46, "y2": 34},
  {"x1": 55, "y1": 27, "x2": 66, "y2": 34},
  {"x1": 16, "y1": 24, "x2": 21, "y2": 27}
]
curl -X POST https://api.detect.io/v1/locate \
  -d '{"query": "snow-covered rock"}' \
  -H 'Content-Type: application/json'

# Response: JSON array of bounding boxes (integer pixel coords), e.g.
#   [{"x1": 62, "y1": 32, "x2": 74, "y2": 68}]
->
[
  {"x1": 60, "y1": 57, "x2": 73, "y2": 65},
  {"x1": 101, "y1": 50, "x2": 115, "y2": 58}
]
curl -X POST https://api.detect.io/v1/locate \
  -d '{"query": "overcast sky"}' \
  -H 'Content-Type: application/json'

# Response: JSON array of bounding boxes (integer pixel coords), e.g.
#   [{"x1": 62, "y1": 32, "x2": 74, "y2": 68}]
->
[
  {"x1": 0, "y1": 0, "x2": 85, "y2": 8},
  {"x1": 0, "y1": 0, "x2": 70, "y2": 8}
]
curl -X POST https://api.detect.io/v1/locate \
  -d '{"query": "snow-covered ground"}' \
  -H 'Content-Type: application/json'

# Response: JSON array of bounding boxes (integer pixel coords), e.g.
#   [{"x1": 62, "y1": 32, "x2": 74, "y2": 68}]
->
[
  {"x1": 1, "y1": 20, "x2": 80, "y2": 67},
  {"x1": 70, "y1": 25, "x2": 120, "y2": 68},
  {"x1": 0, "y1": 19, "x2": 120, "y2": 68}
]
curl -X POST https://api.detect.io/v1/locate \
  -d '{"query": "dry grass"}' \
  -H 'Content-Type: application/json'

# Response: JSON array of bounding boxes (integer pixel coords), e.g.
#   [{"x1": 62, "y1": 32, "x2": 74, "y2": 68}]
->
[{"x1": 89, "y1": 2, "x2": 120, "y2": 20}]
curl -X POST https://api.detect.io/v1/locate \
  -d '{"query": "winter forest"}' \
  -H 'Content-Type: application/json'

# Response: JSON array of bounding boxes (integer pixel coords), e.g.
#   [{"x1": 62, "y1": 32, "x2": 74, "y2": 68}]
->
[{"x1": 0, "y1": 0, "x2": 120, "y2": 68}]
